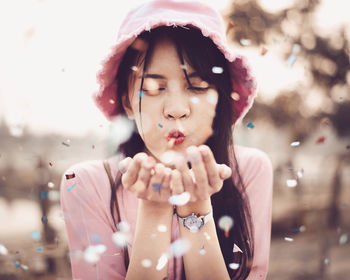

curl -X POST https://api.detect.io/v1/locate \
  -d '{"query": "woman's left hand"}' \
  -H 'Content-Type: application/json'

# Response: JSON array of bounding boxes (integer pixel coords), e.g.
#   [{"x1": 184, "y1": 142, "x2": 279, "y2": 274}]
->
[{"x1": 171, "y1": 145, "x2": 232, "y2": 202}]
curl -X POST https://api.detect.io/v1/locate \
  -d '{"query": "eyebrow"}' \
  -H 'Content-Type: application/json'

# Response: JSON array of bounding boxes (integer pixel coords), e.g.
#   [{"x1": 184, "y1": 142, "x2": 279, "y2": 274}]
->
[{"x1": 138, "y1": 72, "x2": 201, "y2": 79}]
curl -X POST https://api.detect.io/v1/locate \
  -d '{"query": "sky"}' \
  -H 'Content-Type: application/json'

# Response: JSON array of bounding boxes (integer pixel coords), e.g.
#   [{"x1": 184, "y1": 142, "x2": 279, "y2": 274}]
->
[{"x1": 0, "y1": 0, "x2": 349, "y2": 137}]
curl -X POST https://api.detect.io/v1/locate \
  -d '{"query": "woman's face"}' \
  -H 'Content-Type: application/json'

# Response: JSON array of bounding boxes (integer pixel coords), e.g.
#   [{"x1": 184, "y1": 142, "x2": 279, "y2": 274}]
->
[{"x1": 123, "y1": 37, "x2": 218, "y2": 163}]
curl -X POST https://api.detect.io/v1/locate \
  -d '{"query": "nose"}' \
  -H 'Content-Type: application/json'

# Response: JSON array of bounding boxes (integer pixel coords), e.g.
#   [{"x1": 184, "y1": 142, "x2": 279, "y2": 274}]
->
[{"x1": 163, "y1": 91, "x2": 190, "y2": 120}]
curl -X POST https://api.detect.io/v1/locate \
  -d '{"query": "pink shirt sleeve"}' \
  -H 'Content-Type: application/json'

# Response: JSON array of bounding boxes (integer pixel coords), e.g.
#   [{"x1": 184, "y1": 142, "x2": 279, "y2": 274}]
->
[
  {"x1": 60, "y1": 160, "x2": 127, "y2": 280},
  {"x1": 233, "y1": 146, "x2": 273, "y2": 280}
]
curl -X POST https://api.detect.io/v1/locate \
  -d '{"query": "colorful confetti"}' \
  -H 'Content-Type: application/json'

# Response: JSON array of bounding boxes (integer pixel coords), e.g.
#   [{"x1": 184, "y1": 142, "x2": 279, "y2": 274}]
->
[
  {"x1": 158, "y1": 123, "x2": 163, "y2": 128},
  {"x1": 37, "y1": 247, "x2": 43, "y2": 252},
  {"x1": 41, "y1": 216, "x2": 48, "y2": 223},
  {"x1": 152, "y1": 183, "x2": 162, "y2": 193},
  {"x1": 316, "y1": 136, "x2": 326, "y2": 144},
  {"x1": 246, "y1": 122, "x2": 255, "y2": 129},
  {"x1": 65, "y1": 173, "x2": 75, "y2": 180},
  {"x1": 139, "y1": 90, "x2": 144, "y2": 98},
  {"x1": 31, "y1": 231, "x2": 41, "y2": 241},
  {"x1": 14, "y1": 261, "x2": 20, "y2": 268},
  {"x1": 67, "y1": 184, "x2": 76, "y2": 192},
  {"x1": 40, "y1": 191, "x2": 48, "y2": 199},
  {"x1": 260, "y1": 46, "x2": 268, "y2": 56}
]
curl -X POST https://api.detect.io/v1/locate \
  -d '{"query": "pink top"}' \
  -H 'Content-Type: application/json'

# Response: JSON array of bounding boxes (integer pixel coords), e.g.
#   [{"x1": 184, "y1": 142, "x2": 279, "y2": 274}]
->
[{"x1": 60, "y1": 145, "x2": 273, "y2": 280}]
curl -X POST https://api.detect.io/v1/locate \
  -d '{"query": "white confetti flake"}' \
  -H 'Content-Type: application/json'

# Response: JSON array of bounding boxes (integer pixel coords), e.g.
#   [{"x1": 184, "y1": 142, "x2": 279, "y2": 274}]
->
[
  {"x1": 141, "y1": 258, "x2": 152, "y2": 268},
  {"x1": 117, "y1": 221, "x2": 130, "y2": 233},
  {"x1": 156, "y1": 253, "x2": 169, "y2": 271},
  {"x1": 48, "y1": 190, "x2": 60, "y2": 201},
  {"x1": 169, "y1": 239, "x2": 191, "y2": 257},
  {"x1": 231, "y1": 92, "x2": 240, "y2": 101},
  {"x1": 190, "y1": 96, "x2": 200, "y2": 104},
  {"x1": 218, "y1": 216, "x2": 234, "y2": 232},
  {"x1": 0, "y1": 244, "x2": 8, "y2": 255},
  {"x1": 339, "y1": 234, "x2": 348, "y2": 245},
  {"x1": 112, "y1": 232, "x2": 129, "y2": 248},
  {"x1": 284, "y1": 237, "x2": 294, "y2": 242},
  {"x1": 229, "y1": 263, "x2": 240, "y2": 270},
  {"x1": 131, "y1": 66, "x2": 138, "y2": 71},
  {"x1": 199, "y1": 248, "x2": 206, "y2": 255},
  {"x1": 240, "y1": 39, "x2": 251, "y2": 46},
  {"x1": 168, "y1": 191, "x2": 191, "y2": 206},
  {"x1": 111, "y1": 116, "x2": 135, "y2": 145},
  {"x1": 233, "y1": 244, "x2": 243, "y2": 253},
  {"x1": 212, "y1": 66, "x2": 223, "y2": 74},
  {"x1": 9, "y1": 125, "x2": 24, "y2": 137},
  {"x1": 290, "y1": 141, "x2": 300, "y2": 147},
  {"x1": 20, "y1": 264, "x2": 29, "y2": 270},
  {"x1": 47, "y1": 182, "x2": 55, "y2": 188},
  {"x1": 160, "y1": 150, "x2": 180, "y2": 165},
  {"x1": 286, "y1": 179, "x2": 297, "y2": 187},
  {"x1": 324, "y1": 258, "x2": 330, "y2": 265},
  {"x1": 157, "y1": 224, "x2": 167, "y2": 232},
  {"x1": 297, "y1": 170, "x2": 304, "y2": 178},
  {"x1": 299, "y1": 225, "x2": 306, "y2": 232},
  {"x1": 204, "y1": 232, "x2": 211, "y2": 240},
  {"x1": 206, "y1": 89, "x2": 218, "y2": 105},
  {"x1": 83, "y1": 245, "x2": 106, "y2": 263}
]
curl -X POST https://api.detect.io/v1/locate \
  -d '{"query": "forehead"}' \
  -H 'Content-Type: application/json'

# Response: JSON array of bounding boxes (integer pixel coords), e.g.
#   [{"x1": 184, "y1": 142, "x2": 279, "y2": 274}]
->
[{"x1": 145, "y1": 37, "x2": 195, "y2": 74}]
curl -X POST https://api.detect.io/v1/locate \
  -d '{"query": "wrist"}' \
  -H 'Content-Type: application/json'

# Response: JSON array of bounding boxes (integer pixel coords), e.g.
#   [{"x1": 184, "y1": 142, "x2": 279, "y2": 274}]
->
[
  {"x1": 138, "y1": 199, "x2": 174, "y2": 215},
  {"x1": 176, "y1": 198, "x2": 212, "y2": 217}
]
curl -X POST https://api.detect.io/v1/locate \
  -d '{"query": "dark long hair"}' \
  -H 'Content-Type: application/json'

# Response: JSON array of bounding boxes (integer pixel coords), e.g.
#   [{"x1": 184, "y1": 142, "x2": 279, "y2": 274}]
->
[{"x1": 110, "y1": 26, "x2": 254, "y2": 279}]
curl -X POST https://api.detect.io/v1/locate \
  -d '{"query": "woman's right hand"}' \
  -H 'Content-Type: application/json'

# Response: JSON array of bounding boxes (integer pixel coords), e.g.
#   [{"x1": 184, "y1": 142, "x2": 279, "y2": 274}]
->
[{"x1": 118, "y1": 153, "x2": 173, "y2": 206}]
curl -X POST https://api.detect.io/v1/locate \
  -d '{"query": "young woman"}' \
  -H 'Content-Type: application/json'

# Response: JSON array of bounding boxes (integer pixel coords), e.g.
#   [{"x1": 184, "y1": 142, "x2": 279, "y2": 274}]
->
[{"x1": 60, "y1": 1, "x2": 273, "y2": 279}]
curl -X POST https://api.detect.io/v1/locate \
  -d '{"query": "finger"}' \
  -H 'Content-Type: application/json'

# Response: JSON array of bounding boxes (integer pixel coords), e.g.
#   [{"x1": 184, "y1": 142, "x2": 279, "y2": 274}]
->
[
  {"x1": 118, "y1": 157, "x2": 132, "y2": 174},
  {"x1": 218, "y1": 164, "x2": 232, "y2": 180},
  {"x1": 198, "y1": 145, "x2": 221, "y2": 189},
  {"x1": 122, "y1": 155, "x2": 145, "y2": 189},
  {"x1": 148, "y1": 163, "x2": 166, "y2": 194},
  {"x1": 174, "y1": 155, "x2": 194, "y2": 192},
  {"x1": 136, "y1": 154, "x2": 156, "y2": 188},
  {"x1": 159, "y1": 167, "x2": 172, "y2": 201},
  {"x1": 186, "y1": 146, "x2": 208, "y2": 191},
  {"x1": 170, "y1": 170, "x2": 184, "y2": 195}
]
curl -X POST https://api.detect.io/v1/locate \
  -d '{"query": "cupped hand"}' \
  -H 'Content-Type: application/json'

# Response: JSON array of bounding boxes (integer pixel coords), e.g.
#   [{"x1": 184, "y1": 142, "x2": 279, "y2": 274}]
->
[
  {"x1": 118, "y1": 153, "x2": 173, "y2": 205},
  {"x1": 171, "y1": 145, "x2": 232, "y2": 202}
]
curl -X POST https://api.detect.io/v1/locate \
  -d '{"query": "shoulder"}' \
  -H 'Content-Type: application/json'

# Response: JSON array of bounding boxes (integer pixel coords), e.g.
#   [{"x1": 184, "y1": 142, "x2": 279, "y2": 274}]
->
[
  {"x1": 231, "y1": 145, "x2": 273, "y2": 190},
  {"x1": 59, "y1": 154, "x2": 122, "y2": 201}
]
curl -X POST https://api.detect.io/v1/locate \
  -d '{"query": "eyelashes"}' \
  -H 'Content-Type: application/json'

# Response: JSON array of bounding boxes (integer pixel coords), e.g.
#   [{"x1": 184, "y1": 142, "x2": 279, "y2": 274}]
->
[{"x1": 142, "y1": 87, "x2": 210, "y2": 96}]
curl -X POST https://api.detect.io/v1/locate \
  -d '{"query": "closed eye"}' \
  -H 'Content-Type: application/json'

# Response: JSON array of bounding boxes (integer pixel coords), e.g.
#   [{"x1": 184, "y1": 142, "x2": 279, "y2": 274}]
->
[{"x1": 187, "y1": 87, "x2": 210, "y2": 92}]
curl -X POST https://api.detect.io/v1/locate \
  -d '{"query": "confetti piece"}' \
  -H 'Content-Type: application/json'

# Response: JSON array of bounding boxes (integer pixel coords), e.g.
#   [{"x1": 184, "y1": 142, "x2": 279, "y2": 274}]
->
[
  {"x1": 284, "y1": 237, "x2": 294, "y2": 242},
  {"x1": 299, "y1": 225, "x2": 306, "y2": 232},
  {"x1": 180, "y1": 64, "x2": 188, "y2": 70},
  {"x1": 49, "y1": 161, "x2": 53, "y2": 167},
  {"x1": 65, "y1": 173, "x2": 75, "y2": 180},
  {"x1": 0, "y1": 244, "x2": 8, "y2": 255},
  {"x1": 169, "y1": 239, "x2": 191, "y2": 257},
  {"x1": 339, "y1": 234, "x2": 348, "y2": 245},
  {"x1": 233, "y1": 244, "x2": 243, "y2": 253},
  {"x1": 37, "y1": 247, "x2": 43, "y2": 252},
  {"x1": 286, "y1": 179, "x2": 297, "y2": 187},
  {"x1": 67, "y1": 184, "x2": 76, "y2": 192},
  {"x1": 316, "y1": 136, "x2": 326, "y2": 144},
  {"x1": 83, "y1": 245, "x2": 106, "y2": 263},
  {"x1": 212, "y1": 66, "x2": 223, "y2": 74},
  {"x1": 47, "y1": 182, "x2": 55, "y2": 188},
  {"x1": 218, "y1": 216, "x2": 234, "y2": 237},
  {"x1": 157, "y1": 224, "x2": 167, "y2": 233},
  {"x1": 31, "y1": 231, "x2": 40, "y2": 241},
  {"x1": 156, "y1": 253, "x2": 169, "y2": 270},
  {"x1": 62, "y1": 141, "x2": 70, "y2": 147},
  {"x1": 260, "y1": 46, "x2": 268, "y2": 56},
  {"x1": 131, "y1": 66, "x2": 138, "y2": 71},
  {"x1": 117, "y1": 221, "x2": 130, "y2": 233},
  {"x1": 139, "y1": 90, "x2": 144, "y2": 98},
  {"x1": 199, "y1": 247, "x2": 206, "y2": 255},
  {"x1": 231, "y1": 92, "x2": 240, "y2": 101},
  {"x1": 41, "y1": 216, "x2": 48, "y2": 223},
  {"x1": 40, "y1": 191, "x2": 48, "y2": 199},
  {"x1": 324, "y1": 258, "x2": 330, "y2": 265},
  {"x1": 240, "y1": 39, "x2": 251, "y2": 46},
  {"x1": 158, "y1": 123, "x2": 163, "y2": 128},
  {"x1": 109, "y1": 99, "x2": 115, "y2": 104},
  {"x1": 92, "y1": 234, "x2": 102, "y2": 243},
  {"x1": 246, "y1": 122, "x2": 255, "y2": 129},
  {"x1": 226, "y1": 21, "x2": 235, "y2": 35},
  {"x1": 229, "y1": 263, "x2": 240, "y2": 270},
  {"x1": 290, "y1": 141, "x2": 300, "y2": 147},
  {"x1": 142, "y1": 259, "x2": 152, "y2": 268},
  {"x1": 112, "y1": 232, "x2": 130, "y2": 248},
  {"x1": 14, "y1": 261, "x2": 20, "y2": 268},
  {"x1": 168, "y1": 192, "x2": 191, "y2": 206},
  {"x1": 20, "y1": 264, "x2": 29, "y2": 270},
  {"x1": 190, "y1": 96, "x2": 200, "y2": 104},
  {"x1": 152, "y1": 183, "x2": 162, "y2": 193},
  {"x1": 286, "y1": 44, "x2": 301, "y2": 67},
  {"x1": 297, "y1": 169, "x2": 304, "y2": 178}
]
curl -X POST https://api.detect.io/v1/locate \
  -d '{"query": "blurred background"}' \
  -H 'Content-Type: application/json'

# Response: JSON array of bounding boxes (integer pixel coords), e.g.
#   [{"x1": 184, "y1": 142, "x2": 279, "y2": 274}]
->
[{"x1": 0, "y1": 0, "x2": 349, "y2": 279}]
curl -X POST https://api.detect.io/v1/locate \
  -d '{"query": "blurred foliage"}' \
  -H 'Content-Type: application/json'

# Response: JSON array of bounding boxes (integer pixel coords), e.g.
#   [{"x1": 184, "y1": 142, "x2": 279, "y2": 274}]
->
[{"x1": 227, "y1": 0, "x2": 350, "y2": 140}]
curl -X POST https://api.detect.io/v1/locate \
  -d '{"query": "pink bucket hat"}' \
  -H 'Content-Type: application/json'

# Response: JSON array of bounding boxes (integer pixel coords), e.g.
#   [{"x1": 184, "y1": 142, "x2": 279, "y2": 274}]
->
[{"x1": 93, "y1": 0, "x2": 257, "y2": 124}]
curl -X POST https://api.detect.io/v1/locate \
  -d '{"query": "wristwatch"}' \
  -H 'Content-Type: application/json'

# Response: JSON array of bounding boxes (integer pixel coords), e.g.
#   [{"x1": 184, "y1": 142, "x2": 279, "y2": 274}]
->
[{"x1": 176, "y1": 208, "x2": 213, "y2": 232}]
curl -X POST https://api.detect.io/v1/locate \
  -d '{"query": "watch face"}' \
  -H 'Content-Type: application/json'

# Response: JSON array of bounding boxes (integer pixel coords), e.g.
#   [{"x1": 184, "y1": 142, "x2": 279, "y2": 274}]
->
[{"x1": 184, "y1": 216, "x2": 202, "y2": 231}]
